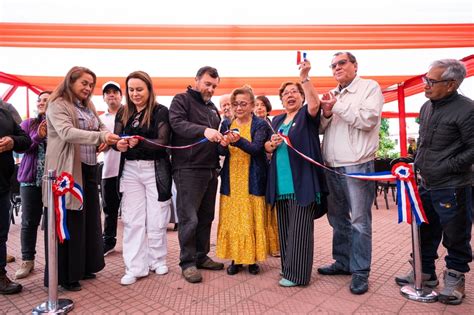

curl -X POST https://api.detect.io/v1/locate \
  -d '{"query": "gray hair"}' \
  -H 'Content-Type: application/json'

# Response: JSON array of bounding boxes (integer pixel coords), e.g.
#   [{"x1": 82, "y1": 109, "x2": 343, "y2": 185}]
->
[
  {"x1": 430, "y1": 59, "x2": 466, "y2": 86},
  {"x1": 334, "y1": 51, "x2": 357, "y2": 63}
]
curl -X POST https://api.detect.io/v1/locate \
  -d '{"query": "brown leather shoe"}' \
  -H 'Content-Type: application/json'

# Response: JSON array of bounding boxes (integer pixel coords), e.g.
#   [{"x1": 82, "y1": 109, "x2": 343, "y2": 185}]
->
[
  {"x1": 182, "y1": 266, "x2": 202, "y2": 283},
  {"x1": 196, "y1": 258, "x2": 224, "y2": 270},
  {"x1": 0, "y1": 274, "x2": 22, "y2": 295}
]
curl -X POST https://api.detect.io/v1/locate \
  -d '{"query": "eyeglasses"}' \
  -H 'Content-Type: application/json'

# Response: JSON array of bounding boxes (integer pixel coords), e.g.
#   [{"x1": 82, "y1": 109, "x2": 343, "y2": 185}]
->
[
  {"x1": 132, "y1": 112, "x2": 142, "y2": 128},
  {"x1": 282, "y1": 89, "x2": 301, "y2": 97},
  {"x1": 422, "y1": 76, "x2": 453, "y2": 88},
  {"x1": 329, "y1": 59, "x2": 349, "y2": 69},
  {"x1": 231, "y1": 101, "x2": 249, "y2": 108}
]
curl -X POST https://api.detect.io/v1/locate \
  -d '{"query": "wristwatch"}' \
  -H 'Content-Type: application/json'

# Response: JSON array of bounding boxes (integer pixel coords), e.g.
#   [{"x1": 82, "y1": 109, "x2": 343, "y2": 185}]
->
[{"x1": 301, "y1": 77, "x2": 310, "y2": 84}]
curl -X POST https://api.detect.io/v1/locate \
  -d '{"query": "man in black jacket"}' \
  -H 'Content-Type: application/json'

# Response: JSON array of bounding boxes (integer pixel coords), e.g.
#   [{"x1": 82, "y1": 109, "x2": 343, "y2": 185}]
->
[
  {"x1": 0, "y1": 108, "x2": 31, "y2": 295},
  {"x1": 395, "y1": 59, "x2": 473, "y2": 305},
  {"x1": 169, "y1": 66, "x2": 224, "y2": 283}
]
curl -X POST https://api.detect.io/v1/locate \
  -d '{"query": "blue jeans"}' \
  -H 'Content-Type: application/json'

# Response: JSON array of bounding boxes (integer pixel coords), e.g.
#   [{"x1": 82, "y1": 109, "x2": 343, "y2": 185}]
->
[
  {"x1": 325, "y1": 161, "x2": 375, "y2": 277},
  {"x1": 419, "y1": 185, "x2": 472, "y2": 275},
  {"x1": 0, "y1": 191, "x2": 11, "y2": 275}
]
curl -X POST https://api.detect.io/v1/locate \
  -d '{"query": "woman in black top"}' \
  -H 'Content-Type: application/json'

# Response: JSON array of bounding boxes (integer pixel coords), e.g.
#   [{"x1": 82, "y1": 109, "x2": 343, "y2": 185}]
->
[{"x1": 115, "y1": 71, "x2": 172, "y2": 286}]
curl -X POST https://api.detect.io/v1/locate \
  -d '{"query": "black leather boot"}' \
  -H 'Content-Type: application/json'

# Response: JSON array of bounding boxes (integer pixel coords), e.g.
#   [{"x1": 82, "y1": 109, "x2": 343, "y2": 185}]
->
[{"x1": 0, "y1": 274, "x2": 22, "y2": 295}]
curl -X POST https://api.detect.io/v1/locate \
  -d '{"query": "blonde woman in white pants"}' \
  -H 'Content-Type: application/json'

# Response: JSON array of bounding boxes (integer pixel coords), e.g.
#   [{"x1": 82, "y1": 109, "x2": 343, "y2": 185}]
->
[{"x1": 115, "y1": 71, "x2": 172, "y2": 285}]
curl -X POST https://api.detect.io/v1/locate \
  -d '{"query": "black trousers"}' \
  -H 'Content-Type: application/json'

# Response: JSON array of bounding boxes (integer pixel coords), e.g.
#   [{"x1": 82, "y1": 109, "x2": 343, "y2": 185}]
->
[
  {"x1": 44, "y1": 163, "x2": 105, "y2": 286},
  {"x1": 20, "y1": 185, "x2": 44, "y2": 261},
  {"x1": 419, "y1": 185, "x2": 472, "y2": 275},
  {"x1": 101, "y1": 176, "x2": 120, "y2": 247},
  {"x1": 276, "y1": 199, "x2": 317, "y2": 285},
  {"x1": 173, "y1": 168, "x2": 218, "y2": 270},
  {"x1": 0, "y1": 191, "x2": 10, "y2": 275}
]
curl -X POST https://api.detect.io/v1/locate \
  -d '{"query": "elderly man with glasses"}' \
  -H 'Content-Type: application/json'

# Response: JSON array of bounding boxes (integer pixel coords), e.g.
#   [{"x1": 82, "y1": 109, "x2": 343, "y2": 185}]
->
[
  {"x1": 395, "y1": 59, "x2": 473, "y2": 305},
  {"x1": 317, "y1": 51, "x2": 384, "y2": 295}
]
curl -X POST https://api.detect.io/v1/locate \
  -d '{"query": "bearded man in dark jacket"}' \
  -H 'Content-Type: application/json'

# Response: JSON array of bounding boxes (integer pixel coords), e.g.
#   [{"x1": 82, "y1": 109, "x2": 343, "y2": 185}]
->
[
  {"x1": 169, "y1": 66, "x2": 225, "y2": 283},
  {"x1": 395, "y1": 59, "x2": 473, "y2": 305}
]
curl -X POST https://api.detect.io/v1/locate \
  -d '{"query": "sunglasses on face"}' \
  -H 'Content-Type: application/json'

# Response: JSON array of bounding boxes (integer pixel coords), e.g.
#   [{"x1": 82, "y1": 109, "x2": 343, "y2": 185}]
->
[{"x1": 329, "y1": 59, "x2": 350, "y2": 69}]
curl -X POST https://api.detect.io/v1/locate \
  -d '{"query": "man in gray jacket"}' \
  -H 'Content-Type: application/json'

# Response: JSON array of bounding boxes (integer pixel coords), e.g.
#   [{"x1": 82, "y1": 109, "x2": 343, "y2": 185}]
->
[
  {"x1": 317, "y1": 52, "x2": 384, "y2": 295},
  {"x1": 395, "y1": 59, "x2": 473, "y2": 305}
]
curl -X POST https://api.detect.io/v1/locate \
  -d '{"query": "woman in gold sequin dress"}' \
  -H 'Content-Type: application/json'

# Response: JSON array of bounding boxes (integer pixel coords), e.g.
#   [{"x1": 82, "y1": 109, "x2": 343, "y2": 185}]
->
[{"x1": 217, "y1": 86, "x2": 271, "y2": 275}]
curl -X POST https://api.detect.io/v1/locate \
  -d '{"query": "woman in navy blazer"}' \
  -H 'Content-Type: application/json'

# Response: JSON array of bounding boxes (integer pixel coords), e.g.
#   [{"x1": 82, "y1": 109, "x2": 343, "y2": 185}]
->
[{"x1": 265, "y1": 60, "x2": 327, "y2": 287}]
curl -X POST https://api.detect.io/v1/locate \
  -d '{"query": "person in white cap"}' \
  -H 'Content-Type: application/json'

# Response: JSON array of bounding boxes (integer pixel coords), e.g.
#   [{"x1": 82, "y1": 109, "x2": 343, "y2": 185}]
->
[{"x1": 99, "y1": 81, "x2": 123, "y2": 256}]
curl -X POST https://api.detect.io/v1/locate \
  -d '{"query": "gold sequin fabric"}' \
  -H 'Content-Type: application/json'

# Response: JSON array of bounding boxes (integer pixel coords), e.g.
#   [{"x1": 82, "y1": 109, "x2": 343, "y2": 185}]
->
[{"x1": 217, "y1": 120, "x2": 268, "y2": 264}]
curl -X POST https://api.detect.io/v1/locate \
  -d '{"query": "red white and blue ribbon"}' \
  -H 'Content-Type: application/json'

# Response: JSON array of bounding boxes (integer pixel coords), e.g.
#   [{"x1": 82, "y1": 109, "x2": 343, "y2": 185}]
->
[
  {"x1": 391, "y1": 163, "x2": 428, "y2": 225},
  {"x1": 121, "y1": 135, "x2": 208, "y2": 149},
  {"x1": 278, "y1": 132, "x2": 428, "y2": 225},
  {"x1": 296, "y1": 51, "x2": 307, "y2": 65},
  {"x1": 52, "y1": 172, "x2": 84, "y2": 243},
  {"x1": 120, "y1": 129, "x2": 239, "y2": 150}
]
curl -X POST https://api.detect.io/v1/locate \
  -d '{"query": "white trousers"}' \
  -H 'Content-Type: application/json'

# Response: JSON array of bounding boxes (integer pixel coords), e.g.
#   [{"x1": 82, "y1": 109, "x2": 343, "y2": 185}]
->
[{"x1": 120, "y1": 160, "x2": 171, "y2": 277}]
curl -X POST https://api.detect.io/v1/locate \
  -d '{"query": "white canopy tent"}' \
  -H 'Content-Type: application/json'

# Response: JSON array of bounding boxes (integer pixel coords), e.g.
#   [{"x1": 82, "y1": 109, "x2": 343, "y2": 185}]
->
[{"x1": 1, "y1": 0, "x2": 473, "y2": 153}]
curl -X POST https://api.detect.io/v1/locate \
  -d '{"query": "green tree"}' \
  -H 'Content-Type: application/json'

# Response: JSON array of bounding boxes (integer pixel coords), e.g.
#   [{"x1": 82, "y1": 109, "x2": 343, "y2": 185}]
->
[{"x1": 377, "y1": 118, "x2": 398, "y2": 158}]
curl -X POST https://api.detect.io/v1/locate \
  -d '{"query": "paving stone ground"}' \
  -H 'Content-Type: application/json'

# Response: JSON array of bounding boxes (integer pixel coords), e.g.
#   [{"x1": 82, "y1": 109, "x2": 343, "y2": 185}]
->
[{"x1": 1, "y1": 193, "x2": 473, "y2": 314}]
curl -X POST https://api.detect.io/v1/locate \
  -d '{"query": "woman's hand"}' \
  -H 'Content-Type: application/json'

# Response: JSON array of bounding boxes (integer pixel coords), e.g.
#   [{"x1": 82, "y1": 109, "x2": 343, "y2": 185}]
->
[
  {"x1": 226, "y1": 132, "x2": 240, "y2": 144},
  {"x1": 128, "y1": 137, "x2": 139, "y2": 149},
  {"x1": 219, "y1": 136, "x2": 231, "y2": 147},
  {"x1": 38, "y1": 120, "x2": 47, "y2": 138},
  {"x1": 266, "y1": 133, "x2": 283, "y2": 152},
  {"x1": 299, "y1": 59, "x2": 311, "y2": 81},
  {"x1": 116, "y1": 139, "x2": 129, "y2": 152},
  {"x1": 97, "y1": 143, "x2": 108, "y2": 153},
  {"x1": 270, "y1": 134, "x2": 283, "y2": 147},
  {"x1": 105, "y1": 132, "x2": 121, "y2": 146}
]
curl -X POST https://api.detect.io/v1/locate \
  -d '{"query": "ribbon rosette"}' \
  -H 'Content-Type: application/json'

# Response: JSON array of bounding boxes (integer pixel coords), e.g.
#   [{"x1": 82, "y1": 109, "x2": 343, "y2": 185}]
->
[
  {"x1": 391, "y1": 162, "x2": 428, "y2": 225},
  {"x1": 52, "y1": 172, "x2": 84, "y2": 243}
]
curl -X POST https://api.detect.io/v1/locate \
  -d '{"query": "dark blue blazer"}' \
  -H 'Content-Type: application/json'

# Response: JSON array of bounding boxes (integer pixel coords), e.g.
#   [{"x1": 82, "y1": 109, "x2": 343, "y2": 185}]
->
[
  {"x1": 219, "y1": 115, "x2": 271, "y2": 196},
  {"x1": 266, "y1": 105, "x2": 327, "y2": 207}
]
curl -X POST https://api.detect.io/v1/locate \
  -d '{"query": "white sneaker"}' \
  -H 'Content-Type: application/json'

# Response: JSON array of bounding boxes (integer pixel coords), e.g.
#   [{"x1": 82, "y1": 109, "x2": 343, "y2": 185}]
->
[
  {"x1": 155, "y1": 265, "x2": 168, "y2": 275},
  {"x1": 120, "y1": 274, "x2": 137, "y2": 285}
]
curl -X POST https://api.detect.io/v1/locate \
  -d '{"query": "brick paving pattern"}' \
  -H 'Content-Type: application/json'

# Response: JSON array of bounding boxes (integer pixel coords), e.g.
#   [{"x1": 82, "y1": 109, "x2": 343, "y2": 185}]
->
[{"x1": 1, "y1": 194, "x2": 473, "y2": 314}]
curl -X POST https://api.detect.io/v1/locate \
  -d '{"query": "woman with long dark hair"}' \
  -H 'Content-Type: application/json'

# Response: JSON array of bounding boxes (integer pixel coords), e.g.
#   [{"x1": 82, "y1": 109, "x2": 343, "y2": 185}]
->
[{"x1": 114, "y1": 71, "x2": 172, "y2": 286}]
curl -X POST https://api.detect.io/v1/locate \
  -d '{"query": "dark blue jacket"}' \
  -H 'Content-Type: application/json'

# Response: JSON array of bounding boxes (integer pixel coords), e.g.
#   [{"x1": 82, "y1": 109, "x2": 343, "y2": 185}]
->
[
  {"x1": 219, "y1": 115, "x2": 271, "y2": 196},
  {"x1": 266, "y1": 105, "x2": 327, "y2": 207}
]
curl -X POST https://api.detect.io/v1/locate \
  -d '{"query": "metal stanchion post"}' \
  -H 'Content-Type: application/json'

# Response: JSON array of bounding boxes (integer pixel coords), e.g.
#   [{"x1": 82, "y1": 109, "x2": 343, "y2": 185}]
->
[
  {"x1": 400, "y1": 212, "x2": 437, "y2": 302},
  {"x1": 33, "y1": 170, "x2": 74, "y2": 314}
]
